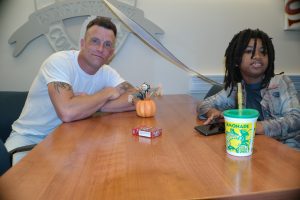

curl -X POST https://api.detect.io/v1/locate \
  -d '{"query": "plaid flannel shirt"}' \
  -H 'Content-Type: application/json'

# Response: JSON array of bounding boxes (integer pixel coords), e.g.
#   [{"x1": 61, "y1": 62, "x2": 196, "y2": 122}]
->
[{"x1": 197, "y1": 74, "x2": 300, "y2": 144}]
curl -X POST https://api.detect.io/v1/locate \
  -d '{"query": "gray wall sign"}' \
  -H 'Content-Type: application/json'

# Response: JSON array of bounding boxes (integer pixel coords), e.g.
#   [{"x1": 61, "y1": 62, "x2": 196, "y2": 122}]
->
[{"x1": 9, "y1": 0, "x2": 164, "y2": 57}]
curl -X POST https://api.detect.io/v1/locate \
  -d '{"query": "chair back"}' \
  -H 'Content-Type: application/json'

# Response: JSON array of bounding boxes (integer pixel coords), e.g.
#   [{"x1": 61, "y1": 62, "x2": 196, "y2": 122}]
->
[
  {"x1": 204, "y1": 84, "x2": 223, "y2": 99},
  {"x1": 0, "y1": 91, "x2": 28, "y2": 142},
  {"x1": 0, "y1": 139, "x2": 11, "y2": 175}
]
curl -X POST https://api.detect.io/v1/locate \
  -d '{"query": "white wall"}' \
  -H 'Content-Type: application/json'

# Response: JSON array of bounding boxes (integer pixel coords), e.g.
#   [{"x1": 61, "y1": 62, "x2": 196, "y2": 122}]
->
[{"x1": 1, "y1": 0, "x2": 299, "y2": 94}]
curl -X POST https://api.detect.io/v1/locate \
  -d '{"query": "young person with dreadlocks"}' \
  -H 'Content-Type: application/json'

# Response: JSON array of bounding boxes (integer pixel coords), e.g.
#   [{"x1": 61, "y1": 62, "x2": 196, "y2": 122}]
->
[{"x1": 197, "y1": 28, "x2": 300, "y2": 150}]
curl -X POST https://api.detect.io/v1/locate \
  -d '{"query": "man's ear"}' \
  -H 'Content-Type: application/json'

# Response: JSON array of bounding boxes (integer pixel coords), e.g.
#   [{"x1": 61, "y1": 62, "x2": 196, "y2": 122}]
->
[
  {"x1": 109, "y1": 48, "x2": 115, "y2": 57},
  {"x1": 106, "y1": 48, "x2": 115, "y2": 63},
  {"x1": 80, "y1": 38, "x2": 84, "y2": 49}
]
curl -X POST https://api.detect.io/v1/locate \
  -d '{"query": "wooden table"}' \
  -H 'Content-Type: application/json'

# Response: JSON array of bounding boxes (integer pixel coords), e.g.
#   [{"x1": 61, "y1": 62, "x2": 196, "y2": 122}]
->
[{"x1": 0, "y1": 95, "x2": 299, "y2": 200}]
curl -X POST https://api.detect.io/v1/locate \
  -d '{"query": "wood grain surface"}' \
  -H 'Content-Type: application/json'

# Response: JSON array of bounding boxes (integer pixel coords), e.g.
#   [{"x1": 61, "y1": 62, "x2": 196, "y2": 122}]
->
[{"x1": 0, "y1": 95, "x2": 299, "y2": 200}]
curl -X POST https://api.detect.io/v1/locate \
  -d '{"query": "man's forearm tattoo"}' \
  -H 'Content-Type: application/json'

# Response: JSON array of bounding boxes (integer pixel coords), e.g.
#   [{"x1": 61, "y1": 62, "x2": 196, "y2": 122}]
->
[
  {"x1": 118, "y1": 82, "x2": 135, "y2": 92},
  {"x1": 52, "y1": 82, "x2": 72, "y2": 94}
]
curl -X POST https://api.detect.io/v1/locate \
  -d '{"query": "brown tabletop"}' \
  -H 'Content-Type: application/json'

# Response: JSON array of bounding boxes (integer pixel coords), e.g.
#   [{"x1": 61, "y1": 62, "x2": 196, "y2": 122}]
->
[{"x1": 0, "y1": 95, "x2": 299, "y2": 200}]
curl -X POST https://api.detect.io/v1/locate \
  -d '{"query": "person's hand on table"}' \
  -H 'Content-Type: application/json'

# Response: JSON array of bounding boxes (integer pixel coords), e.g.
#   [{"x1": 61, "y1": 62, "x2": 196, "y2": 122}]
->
[
  {"x1": 203, "y1": 108, "x2": 224, "y2": 125},
  {"x1": 255, "y1": 121, "x2": 264, "y2": 135}
]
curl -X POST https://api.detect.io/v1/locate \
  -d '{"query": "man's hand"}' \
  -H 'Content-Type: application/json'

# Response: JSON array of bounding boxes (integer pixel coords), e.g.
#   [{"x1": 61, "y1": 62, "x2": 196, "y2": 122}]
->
[
  {"x1": 100, "y1": 81, "x2": 137, "y2": 112},
  {"x1": 103, "y1": 87, "x2": 121, "y2": 100}
]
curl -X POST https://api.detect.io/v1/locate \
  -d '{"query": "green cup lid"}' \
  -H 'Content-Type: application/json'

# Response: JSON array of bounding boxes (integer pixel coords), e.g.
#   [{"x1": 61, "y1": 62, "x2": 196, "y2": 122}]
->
[{"x1": 223, "y1": 109, "x2": 259, "y2": 119}]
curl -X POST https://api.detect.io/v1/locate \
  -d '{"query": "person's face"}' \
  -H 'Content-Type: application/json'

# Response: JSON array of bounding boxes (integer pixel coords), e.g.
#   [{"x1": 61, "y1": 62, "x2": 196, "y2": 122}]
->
[
  {"x1": 79, "y1": 25, "x2": 115, "y2": 74},
  {"x1": 240, "y1": 38, "x2": 269, "y2": 84}
]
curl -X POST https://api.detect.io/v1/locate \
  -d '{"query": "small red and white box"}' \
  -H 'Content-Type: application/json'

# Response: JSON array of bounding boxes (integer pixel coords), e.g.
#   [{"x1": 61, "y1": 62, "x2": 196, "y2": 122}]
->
[
  {"x1": 132, "y1": 126, "x2": 162, "y2": 138},
  {"x1": 132, "y1": 125, "x2": 145, "y2": 136}
]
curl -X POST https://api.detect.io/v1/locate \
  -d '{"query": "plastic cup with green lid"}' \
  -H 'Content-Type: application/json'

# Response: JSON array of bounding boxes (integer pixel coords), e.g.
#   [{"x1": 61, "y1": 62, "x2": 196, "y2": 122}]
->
[{"x1": 223, "y1": 109, "x2": 259, "y2": 156}]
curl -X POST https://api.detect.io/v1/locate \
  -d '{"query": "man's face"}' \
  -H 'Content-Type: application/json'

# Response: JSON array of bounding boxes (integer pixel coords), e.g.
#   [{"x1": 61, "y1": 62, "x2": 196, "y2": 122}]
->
[
  {"x1": 240, "y1": 38, "x2": 269, "y2": 84},
  {"x1": 79, "y1": 25, "x2": 115, "y2": 74}
]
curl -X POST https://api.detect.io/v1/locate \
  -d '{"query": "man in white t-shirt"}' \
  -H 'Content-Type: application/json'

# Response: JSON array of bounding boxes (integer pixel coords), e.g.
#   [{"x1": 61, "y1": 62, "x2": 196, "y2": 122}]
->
[{"x1": 5, "y1": 17, "x2": 137, "y2": 164}]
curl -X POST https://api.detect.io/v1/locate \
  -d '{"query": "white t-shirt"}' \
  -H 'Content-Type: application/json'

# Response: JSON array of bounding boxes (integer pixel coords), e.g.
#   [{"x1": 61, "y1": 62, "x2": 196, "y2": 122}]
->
[{"x1": 12, "y1": 50, "x2": 125, "y2": 137}]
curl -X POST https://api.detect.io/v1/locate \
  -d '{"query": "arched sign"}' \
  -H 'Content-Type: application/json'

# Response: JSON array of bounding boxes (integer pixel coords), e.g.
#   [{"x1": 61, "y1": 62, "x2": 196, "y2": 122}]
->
[{"x1": 9, "y1": 0, "x2": 164, "y2": 57}]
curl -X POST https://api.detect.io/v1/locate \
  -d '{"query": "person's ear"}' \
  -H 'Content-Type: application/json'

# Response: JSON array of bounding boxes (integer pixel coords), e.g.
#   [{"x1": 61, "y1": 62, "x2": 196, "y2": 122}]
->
[
  {"x1": 108, "y1": 47, "x2": 115, "y2": 57},
  {"x1": 106, "y1": 48, "x2": 115, "y2": 63},
  {"x1": 80, "y1": 38, "x2": 85, "y2": 49}
]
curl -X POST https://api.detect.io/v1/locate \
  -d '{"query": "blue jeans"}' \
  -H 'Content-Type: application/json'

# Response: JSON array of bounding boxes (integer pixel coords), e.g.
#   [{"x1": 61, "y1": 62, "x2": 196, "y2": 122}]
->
[{"x1": 5, "y1": 131, "x2": 46, "y2": 165}]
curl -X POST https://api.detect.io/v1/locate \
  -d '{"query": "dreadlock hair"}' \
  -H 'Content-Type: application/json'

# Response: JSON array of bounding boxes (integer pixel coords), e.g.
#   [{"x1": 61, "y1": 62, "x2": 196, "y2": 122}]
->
[
  {"x1": 223, "y1": 28, "x2": 275, "y2": 96},
  {"x1": 85, "y1": 16, "x2": 117, "y2": 37}
]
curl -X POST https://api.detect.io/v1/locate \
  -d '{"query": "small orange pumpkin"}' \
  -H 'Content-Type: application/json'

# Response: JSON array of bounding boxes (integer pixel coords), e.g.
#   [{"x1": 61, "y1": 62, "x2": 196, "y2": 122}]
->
[{"x1": 136, "y1": 99, "x2": 156, "y2": 117}]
